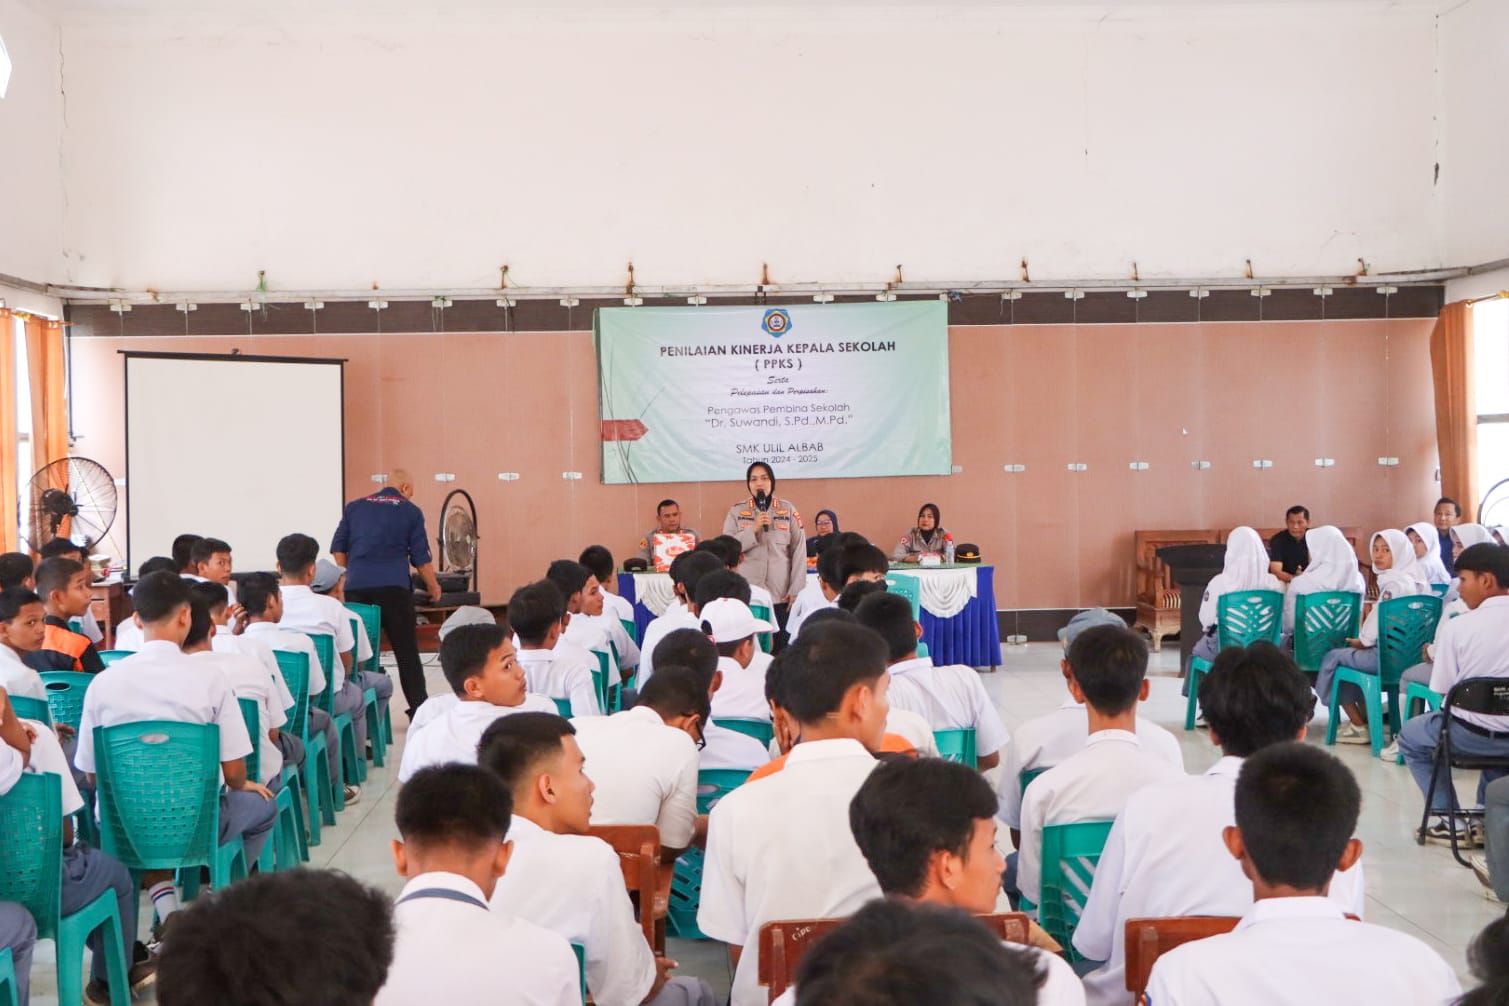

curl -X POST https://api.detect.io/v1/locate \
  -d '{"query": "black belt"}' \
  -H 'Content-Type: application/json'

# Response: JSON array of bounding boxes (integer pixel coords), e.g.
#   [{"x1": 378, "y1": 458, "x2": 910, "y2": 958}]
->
[{"x1": 1452, "y1": 716, "x2": 1509, "y2": 740}]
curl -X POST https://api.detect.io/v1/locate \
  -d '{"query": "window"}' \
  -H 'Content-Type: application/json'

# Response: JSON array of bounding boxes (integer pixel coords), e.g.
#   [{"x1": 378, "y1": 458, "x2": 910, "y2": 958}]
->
[{"x1": 1474, "y1": 297, "x2": 1509, "y2": 523}]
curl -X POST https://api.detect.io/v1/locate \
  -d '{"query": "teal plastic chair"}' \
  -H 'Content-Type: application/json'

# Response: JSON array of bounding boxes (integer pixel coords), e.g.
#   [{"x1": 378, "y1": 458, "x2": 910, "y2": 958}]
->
[
  {"x1": 717, "y1": 718, "x2": 774, "y2": 746},
  {"x1": 1019, "y1": 767, "x2": 1047, "y2": 797},
  {"x1": 96, "y1": 651, "x2": 132, "y2": 667},
  {"x1": 92, "y1": 720, "x2": 248, "y2": 907},
  {"x1": 553, "y1": 698, "x2": 573, "y2": 718},
  {"x1": 1326, "y1": 595, "x2": 1442, "y2": 758},
  {"x1": 0, "y1": 773, "x2": 131, "y2": 1006},
  {"x1": 571, "y1": 942, "x2": 587, "y2": 1005},
  {"x1": 343, "y1": 608, "x2": 392, "y2": 764},
  {"x1": 619, "y1": 618, "x2": 638, "y2": 645},
  {"x1": 310, "y1": 633, "x2": 364, "y2": 794},
  {"x1": 9, "y1": 696, "x2": 51, "y2": 726},
  {"x1": 0, "y1": 947, "x2": 16, "y2": 1006},
  {"x1": 1431, "y1": 583, "x2": 1450, "y2": 597},
  {"x1": 343, "y1": 602, "x2": 383, "y2": 675},
  {"x1": 884, "y1": 574, "x2": 928, "y2": 658},
  {"x1": 1292, "y1": 592, "x2": 1362, "y2": 673},
  {"x1": 934, "y1": 728, "x2": 978, "y2": 769},
  {"x1": 1184, "y1": 590, "x2": 1283, "y2": 730},
  {"x1": 39, "y1": 672, "x2": 92, "y2": 733},
  {"x1": 591, "y1": 650, "x2": 613, "y2": 713},
  {"x1": 236, "y1": 698, "x2": 306, "y2": 872},
  {"x1": 276, "y1": 650, "x2": 333, "y2": 845},
  {"x1": 1396, "y1": 681, "x2": 1446, "y2": 765},
  {"x1": 668, "y1": 769, "x2": 751, "y2": 940},
  {"x1": 750, "y1": 602, "x2": 774, "y2": 654},
  {"x1": 1021, "y1": 820, "x2": 1114, "y2": 961}
]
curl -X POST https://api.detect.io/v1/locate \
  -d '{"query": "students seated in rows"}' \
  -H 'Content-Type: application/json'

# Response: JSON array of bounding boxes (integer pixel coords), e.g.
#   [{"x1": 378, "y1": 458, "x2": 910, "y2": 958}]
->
[
  {"x1": 1399, "y1": 542, "x2": 1509, "y2": 841},
  {"x1": 170, "y1": 533, "x2": 202, "y2": 577},
  {"x1": 109, "y1": 556, "x2": 179, "y2": 652},
  {"x1": 1316, "y1": 529, "x2": 1432, "y2": 744},
  {"x1": 481, "y1": 713, "x2": 716, "y2": 1006},
  {"x1": 397, "y1": 622, "x2": 555, "y2": 783},
  {"x1": 1188, "y1": 526, "x2": 1281, "y2": 674},
  {"x1": 73, "y1": 572, "x2": 276, "y2": 929},
  {"x1": 996, "y1": 610, "x2": 1182, "y2": 840},
  {"x1": 38, "y1": 539, "x2": 106, "y2": 645},
  {"x1": 191, "y1": 581, "x2": 292, "y2": 714},
  {"x1": 836, "y1": 540, "x2": 890, "y2": 587},
  {"x1": 548, "y1": 560, "x2": 622, "y2": 691},
  {"x1": 1144, "y1": 743, "x2": 1459, "y2": 1004},
  {"x1": 377, "y1": 765, "x2": 580, "y2": 1006},
  {"x1": 1280, "y1": 525, "x2": 1365, "y2": 638},
  {"x1": 24, "y1": 557, "x2": 105, "y2": 673},
  {"x1": 693, "y1": 569, "x2": 774, "y2": 717},
  {"x1": 786, "y1": 532, "x2": 863, "y2": 643},
  {"x1": 697, "y1": 535, "x2": 777, "y2": 620},
  {"x1": 1014, "y1": 623, "x2": 1184, "y2": 912},
  {"x1": 652, "y1": 629, "x2": 772, "y2": 772},
  {"x1": 1073, "y1": 642, "x2": 1364, "y2": 1006},
  {"x1": 0, "y1": 588, "x2": 47, "y2": 702},
  {"x1": 577, "y1": 546, "x2": 641, "y2": 674},
  {"x1": 638, "y1": 551, "x2": 724, "y2": 686},
  {"x1": 510, "y1": 580, "x2": 601, "y2": 717},
  {"x1": 0, "y1": 552, "x2": 32, "y2": 591},
  {"x1": 854, "y1": 590, "x2": 1009, "y2": 770},
  {"x1": 698, "y1": 621, "x2": 891, "y2": 1006},
  {"x1": 310, "y1": 559, "x2": 376, "y2": 670},
  {"x1": 573, "y1": 665, "x2": 705, "y2": 857},
  {"x1": 186, "y1": 536, "x2": 236, "y2": 600}
]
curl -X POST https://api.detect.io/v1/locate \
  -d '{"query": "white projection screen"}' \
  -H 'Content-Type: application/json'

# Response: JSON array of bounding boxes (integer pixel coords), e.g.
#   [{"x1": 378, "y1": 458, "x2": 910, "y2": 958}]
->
[{"x1": 124, "y1": 352, "x2": 345, "y2": 572}]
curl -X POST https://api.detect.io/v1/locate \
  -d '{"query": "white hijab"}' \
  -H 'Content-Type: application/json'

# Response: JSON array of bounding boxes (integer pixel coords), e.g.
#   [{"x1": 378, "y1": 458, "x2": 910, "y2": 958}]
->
[
  {"x1": 1372, "y1": 529, "x2": 1432, "y2": 599},
  {"x1": 1452, "y1": 523, "x2": 1496, "y2": 551},
  {"x1": 1221, "y1": 526, "x2": 1281, "y2": 592},
  {"x1": 1292, "y1": 526, "x2": 1365, "y2": 596},
  {"x1": 1406, "y1": 521, "x2": 1452, "y2": 586}
]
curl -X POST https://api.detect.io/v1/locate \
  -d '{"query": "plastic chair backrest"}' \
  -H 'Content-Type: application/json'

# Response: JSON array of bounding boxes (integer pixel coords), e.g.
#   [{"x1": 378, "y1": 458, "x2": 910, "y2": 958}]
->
[
  {"x1": 884, "y1": 574, "x2": 922, "y2": 621},
  {"x1": 1123, "y1": 916, "x2": 1241, "y2": 994},
  {"x1": 553, "y1": 698, "x2": 573, "y2": 718},
  {"x1": 1037, "y1": 819, "x2": 1115, "y2": 953},
  {"x1": 0, "y1": 772, "x2": 64, "y2": 940},
  {"x1": 1019, "y1": 766, "x2": 1048, "y2": 797},
  {"x1": 619, "y1": 618, "x2": 638, "y2": 644},
  {"x1": 97, "y1": 650, "x2": 132, "y2": 667},
  {"x1": 570, "y1": 942, "x2": 586, "y2": 1005},
  {"x1": 696, "y1": 769, "x2": 750, "y2": 815},
  {"x1": 1377, "y1": 595, "x2": 1443, "y2": 687},
  {"x1": 344, "y1": 602, "x2": 382, "y2": 674},
  {"x1": 1215, "y1": 590, "x2": 1283, "y2": 648},
  {"x1": 1431, "y1": 583, "x2": 1450, "y2": 597},
  {"x1": 592, "y1": 650, "x2": 612, "y2": 710},
  {"x1": 39, "y1": 672, "x2": 92, "y2": 732},
  {"x1": 308, "y1": 634, "x2": 336, "y2": 712},
  {"x1": 934, "y1": 728, "x2": 978, "y2": 768},
  {"x1": 238, "y1": 698, "x2": 262, "y2": 783},
  {"x1": 1293, "y1": 592, "x2": 1363, "y2": 671},
  {"x1": 9, "y1": 696, "x2": 52, "y2": 726},
  {"x1": 274, "y1": 651, "x2": 312, "y2": 740},
  {"x1": 718, "y1": 718, "x2": 774, "y2": 746},
  {"x1": 93, "y1": 720, "x2": 223, "y2": 871}
]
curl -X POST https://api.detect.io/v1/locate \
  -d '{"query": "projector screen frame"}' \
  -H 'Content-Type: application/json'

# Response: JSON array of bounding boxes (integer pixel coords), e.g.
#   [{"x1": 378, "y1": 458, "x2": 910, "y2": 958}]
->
[{"x1": 120, "y1": 349, "x2": 348, "y2": 574}]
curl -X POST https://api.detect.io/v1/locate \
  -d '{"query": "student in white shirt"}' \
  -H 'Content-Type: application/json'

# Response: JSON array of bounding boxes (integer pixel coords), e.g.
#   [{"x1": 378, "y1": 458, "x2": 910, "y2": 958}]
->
[
  {"x1": 638, "y1": 552, "x2": 724, "y2": 687},
  {"x1": 650, "y1": 629, "x2": 771, "y2": 772},
  {"x1": 698, "y1": 621, "x2": 891, "y2": 1006},
  {"x1": 377, "y1": 764, "x2": 579, "y2": 1006},
  {"x1": 188, "y1": 537, "x2": 240, "y2": 624},
  {"x1": 1399, "y1": 542, "x2": 1509, "y2": 839},
  {"x1": 397, "y1": 623, "x2": 556, "y2": 783},
  {"x1": 573, "y1": 665, "x2": 705, "y2": 855},
  {"x1": 1144, "y1": 743, "x2": 1460, "y2": 1004},
  {"x1": 786, "y1": 537, "x2": 858, "y2": 644},
  {"x1": 1013, "y1": 624, "x2": 1184, "y2": 912},
  {"x1": 181, "y1": 596, "x2": 290, "y2": 787},
  {"x1": 480, "y1": 713, "x2": 716, "y2": 1006},
  {"x1": 111, "y1": 555, "x2": 178, "y2": 654},
  {"x1": 510, "y1": 580, "x2": 602, "y2": 717},
  {"x1": 699, "y1": 593, "x2": 775, "y2": 724},
  {"x1": 1074, "y1": 642, "x2": 1365, "y2": 1006},
  {"x1": 696, "y1": 534, "x2": 780, "y2": 617},
  {"x1": 309, "y1": 559, "x2": 378, "y2": 671},
  {"x1": 854, "y1": 590, "x2": 1009, "y2": 770},
  {"x1": 578, "y1": 546, "x2": 641, "y2": 673},
  {"x1": 550, "y1": 559, "x2": 624, "y2": 685},
  {"x1": 72, "y1": 571, "x2": 277, "y2": 928},
  {"x1": 0, "y1": 588, "x2": 48, "y2": 702}
]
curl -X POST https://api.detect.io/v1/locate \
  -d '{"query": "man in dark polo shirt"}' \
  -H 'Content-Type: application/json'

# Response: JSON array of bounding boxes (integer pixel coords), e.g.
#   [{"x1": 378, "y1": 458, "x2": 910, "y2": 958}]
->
[
  {"x1": 1435, "y1": 497, "x2": 1461, "y2": 577},
  {"x1": 331, "y1": 468, "x2": 443, "y2": 718},
  {"x1": 1267, "y1": 505, "x2": 1311, "y2": 583}
]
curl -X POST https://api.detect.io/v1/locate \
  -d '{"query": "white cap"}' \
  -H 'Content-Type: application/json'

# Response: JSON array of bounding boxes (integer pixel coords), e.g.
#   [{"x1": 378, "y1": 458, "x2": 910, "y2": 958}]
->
[{"x1": 699, "y1": 598, "x2": 773, "y2": 644}]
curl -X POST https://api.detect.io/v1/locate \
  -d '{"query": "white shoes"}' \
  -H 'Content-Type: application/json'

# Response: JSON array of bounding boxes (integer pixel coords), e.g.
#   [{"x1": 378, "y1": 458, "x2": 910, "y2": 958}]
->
[
  {"x1": 1378, "y1": 740, "x2": 1400, "y2": 762},
  {"x1": 1335, "y1": 722, "x2": 1372, "y2": 745}
]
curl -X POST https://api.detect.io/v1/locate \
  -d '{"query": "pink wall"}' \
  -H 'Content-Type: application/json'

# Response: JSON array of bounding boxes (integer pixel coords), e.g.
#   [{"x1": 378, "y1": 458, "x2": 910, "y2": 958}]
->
[{"x1": 67, "y1": 319, "x2": 1440, "y2": 609}]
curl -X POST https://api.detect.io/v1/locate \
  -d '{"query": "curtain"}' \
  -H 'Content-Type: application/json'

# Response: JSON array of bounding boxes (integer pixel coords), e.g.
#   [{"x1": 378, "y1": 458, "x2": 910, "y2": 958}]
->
[
  {"x1": 24, "y1": 315, "x2": 70, "y2": 543},
  {"x1": 1429, "y1": 301, "x2": 1479, "y2": 519},
  {"x1": 0, "y1": 309, "x2": 17, "y2": 552}
]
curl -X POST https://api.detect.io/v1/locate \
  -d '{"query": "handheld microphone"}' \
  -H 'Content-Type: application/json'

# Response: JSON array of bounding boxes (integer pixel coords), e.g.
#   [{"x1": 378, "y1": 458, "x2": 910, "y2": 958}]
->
[{"x1": 755, "y1": 490, "x2": 771, "y2": 512}]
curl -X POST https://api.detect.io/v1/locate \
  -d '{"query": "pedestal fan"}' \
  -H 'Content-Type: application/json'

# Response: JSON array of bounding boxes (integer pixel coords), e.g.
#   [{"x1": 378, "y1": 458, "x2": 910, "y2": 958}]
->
[
  {"x1": 21, "y1": 457, "x2": 117, "y2": 554},
  {"x1": 427, "y1": 488, "x2": 479, "y2": 606}
]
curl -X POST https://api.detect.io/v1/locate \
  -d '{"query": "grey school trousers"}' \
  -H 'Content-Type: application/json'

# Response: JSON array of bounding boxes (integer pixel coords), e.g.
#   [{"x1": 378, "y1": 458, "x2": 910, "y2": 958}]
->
[
  {"x1": 221, "y1": 790, "x2": 278, "y2": 866},
  {"x1": 0, "y1": 901, "x2": 35, "y2": 1005},
  {"x1": 649, "y1": 976, "x2": 717, "y2": 1006},
  {"x1": 1484, "y1": 776, "x2": 1509, "y2": 900}
]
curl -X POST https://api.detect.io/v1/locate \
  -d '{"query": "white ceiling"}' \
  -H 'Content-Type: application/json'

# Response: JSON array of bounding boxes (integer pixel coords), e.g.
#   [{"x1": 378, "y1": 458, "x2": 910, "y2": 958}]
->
[{"x1": 45, "y1": 0, "x2": 1447, "y2": 10}]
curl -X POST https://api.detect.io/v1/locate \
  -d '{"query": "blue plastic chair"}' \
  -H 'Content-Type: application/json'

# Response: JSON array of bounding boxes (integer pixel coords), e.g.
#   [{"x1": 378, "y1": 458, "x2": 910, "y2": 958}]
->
[
  {"x1": 0, "y1": 947, "x2": 16, "y2": 1006},
  {"x1": 236, "y1": 698, "x2": 306, "y2": 872},
  {"x1": 1184, "y1": 590, "x2": 1283, "y2": 730},
  {"x1": 668, "y1": 769, "x2": 751, "y2": 940},
  {"x1": 884, "y1": 574, "x2": 929, "y2": 658},
  {"x1": 310, "y1": 633, "x2": 364, "y2": 795},
  {"x1": 1292, "y1": 592, "x2": 1362, "y2": 673},
  {"x1": 92, "y1": 721, "x2": 248, "y2": 909},
  {"x1": 0, "y1": 773, "x2": 131, "y2": 1006},
  {"x1": 1326, "y1": 595, "x2": 1442, "y2": 758},
  {"x1": 1020, "y1": 819, "x2": 1114, "y2": 962},
  {"x1": 39, "y1": 673, "x2": 92, "y2": 734},
  {"x1": 717, "y1": 718, "x2": 774, "y2": 746},
  {"x1": 934, "y1": 728, "x2": 978, "y2": 769},
  {"x1": 9, "y1": 696, "x2": 51, "y2": 727},
  {"x1": 275, "y1": 651, "x2": 332, "y2": 845},
  {"x1": 95, "y1": 651, "x2": 132, "y2": 667}
]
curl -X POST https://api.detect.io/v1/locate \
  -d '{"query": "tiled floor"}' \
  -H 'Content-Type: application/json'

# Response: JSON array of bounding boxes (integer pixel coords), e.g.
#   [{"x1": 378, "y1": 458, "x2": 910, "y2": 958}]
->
[{"x1": 23, "y1": 642, "x2": 1500, "y2": 1002}]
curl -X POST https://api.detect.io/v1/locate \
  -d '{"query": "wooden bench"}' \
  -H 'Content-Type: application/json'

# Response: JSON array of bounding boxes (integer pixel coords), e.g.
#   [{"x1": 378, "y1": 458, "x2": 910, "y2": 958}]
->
[
  {"x1": 588, "y1": 824, "x2": 671, "y2": 955},
  {"x1": 1124, "y1": 916, "x2": 1240, "y2": 994}
]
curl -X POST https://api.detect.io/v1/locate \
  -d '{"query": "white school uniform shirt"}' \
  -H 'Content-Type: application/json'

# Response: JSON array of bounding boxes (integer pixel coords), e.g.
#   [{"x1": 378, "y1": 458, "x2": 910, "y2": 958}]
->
[
  {"x1": 770, "y1": 941, "x2": 1086, "y2": 1006},
  {"x1": 699, "y1": 738, "x2": 884, "y2": 1006},
  {"x1": 0, "y1": 646, "x2": 46, "y2": 701},
  {"x1": 786, "y1": 590, "x2": 834, "y2": 644},
  {"x1": 1016, "y1": 730, "x2": 1184, "y2": 908},
  {"x1": 489, "y1": 815, "x2": 657, "y2": 1006},
  {"x1": 711, "y1": 654, "x2": 774, "y2": 723},
  {"x1": 572, "y1": 704, "x2": 700, "y2": 848},
  {"x1": 1429, "y1": 594, "x2": 1509, "y2": 732},
  {"x1": 240, "y1": 621, "x2": 327, "y2": 697},
  {"x1": 996, "y1": 702, "x2": 1183, "y2": 829},
  {"x1": 885, "y1": 707, "x2": 941, "y2": 757},
  {"x1": 8, "y1": 716, "x2": 86, "y2": 818},
  {"x1": 74, "y1": 640, "x2": 253, "y2": 775},
  {"x1": 885, "y1": 656, "x2": 1011, "y2": 755},
  {"x1": 571, "y1": 610, "x2": 640, "y2": 672},
  {"x1": 408, "y1": 692, "x2": 458, "y2": 734},
  {"x1": 1073, "y1": 756, "x2": 1366, "y2": 1006},
  {"x1": 397, "y1": 695, "x2": 559, "y2": 783},
  {"x1": 377, "y1": 871, "x2": 579, "y2": 1006},
  {"x1": 602, "y1": 588, "x2": 635, "y2": 626},
  {"x1": 112, "y1": 617, "x2": 144, "y2": 652},
  {"x1": 636, "y1": 602, "x2": 700, "y2": 686},
  {"x1": 700, "y1": 719, "x2": 773, "y2": 771},
  {"x1": 516, "y1": 646, "x2": 601, "y2": 717},
  {"x1": 1144, "y1": 896, "x2": 1461, "y2": 1006},
  {"x1": 212, "y1": 631, "x2": 294, "y2": 712},
  {"x1": 0, "y1": 720, "x2": 19, "y2": 794},
  {"x1": 276, "y1": 585, "x2": 356, "y2": 688},
  {"x1": 191, "y1": 650, "x2": 287, "y2": 784},
  {"x1": 748, "y1": 582, "x2": 775, "y2": 611}
]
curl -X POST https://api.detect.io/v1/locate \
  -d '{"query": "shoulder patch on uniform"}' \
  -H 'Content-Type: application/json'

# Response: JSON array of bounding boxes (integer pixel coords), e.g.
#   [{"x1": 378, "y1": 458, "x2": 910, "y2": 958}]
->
[
  {"x1": 740, "y1": 510, "x2": 753, "y2": 518},
  {"x1": 638, "y1": 539, "x2": 649, "y2": 549}
]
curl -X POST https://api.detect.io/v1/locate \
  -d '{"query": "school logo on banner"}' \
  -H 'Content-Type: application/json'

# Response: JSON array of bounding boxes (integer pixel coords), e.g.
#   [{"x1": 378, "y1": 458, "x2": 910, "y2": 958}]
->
[{"x1": 762, "y1": 309, "x2": 792, "y2": 337}]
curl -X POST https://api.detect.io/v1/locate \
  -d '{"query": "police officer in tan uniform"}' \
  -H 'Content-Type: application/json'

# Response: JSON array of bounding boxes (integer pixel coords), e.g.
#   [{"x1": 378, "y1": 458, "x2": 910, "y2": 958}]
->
[{"x1": 723, "y1": 461, "x2": 807, "y2": 647}]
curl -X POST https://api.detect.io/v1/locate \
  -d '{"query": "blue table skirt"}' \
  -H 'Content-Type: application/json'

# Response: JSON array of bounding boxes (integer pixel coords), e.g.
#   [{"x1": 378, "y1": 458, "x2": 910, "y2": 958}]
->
[{"x1": 618, "y1": 566, "x2": 1001, "y2": 669}]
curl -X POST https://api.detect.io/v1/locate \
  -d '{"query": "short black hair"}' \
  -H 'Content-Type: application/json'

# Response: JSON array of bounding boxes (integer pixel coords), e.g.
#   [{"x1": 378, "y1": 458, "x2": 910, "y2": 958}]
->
[
  {"x1": 545, "y1": 560, "x2": 592, "y2": 603},
  {"x1": 1438, "y1": 497, "x2": 1461, "y2": 515},
  {"x1": 1234, "y1": 742, "x2": 1360, "y2": 891},
  {"x1": 39, "y1": 538, "x2": 86, "y2": 560},
  {"x1": 853, "y1": 591, "x2": 917, "y2": 662},
  {"x1": 171, "y1": 533, "x2": 204, "y2": 572},
  {"x1": 276, "y1": 534, "x2": 320, "y2": 576},
  {"x1": 816, "y1": 545, "x2": 846, "y2": 591},
  {"x1": 1456, "y1": 543, "x2": 1509, "y2": 590},
  {"x1": 440, "y1": 623, "x2": 510, "y2": 696},
  {"x1": 1199, "y1": 642, "x2": 1317, "y2": 757},
  {"x1": 837, "y1": 579, "x2": 885, "y2": 613},
  {"x1": 395, "y1": 764, "x2": 512, "y2": 849},
  {"x1": 156, "y1": 868, "x2": 394, "y2": 1006},
  {"x1": 772, "y1": 622, "x2": 887, "y2": 724},
  {"x1": 578, "y1": 545, "x2": 615, "y2": 583},
  {"x1": 794, "y1": 899, "x2": 1043, "y2": 1006},
  {"x1": 652, "y1": 629, "x2": 719, "y2": 691},
  {"x1": 849, "y1": 758, "x2": 998, "y2": 897},
  {"x1": 1464, "y1": 913, "x2": 1509, "y2": 1006},
  {"x1": 190, "y1": 537, "x2": 231, "y2": 566},
  {"x1": 670, "y1": 551, "x2": 724, "y2": 602},
  {"x1": 0, "y1": 587, "x2": 42, "y2": 622},
  {"x1": 802, "y1": 607, "x2": 856, "y2": 631},
  {"x1": 184, "y1": 596, "x2": 214, "y2": 648},
  {"x1": 694, "y1": 535, "x2": 743, "y2": 570},
  {"x1": 1066, "y1": 623, "x2": 1148, "y2": 716},
  {"x1": 637, "y1": 664, "x2": 711, "y2": 726},
  {"x1": 189, "y1": 579, "x2": 230, "y2": 614},
  {"x1": 693, "y1": 569, "x2": 751, "y2": 609},
  {"x1": 836, "y1": 542, "x2": 889, "y2": 585},
  {"x1": 507, "y1": 580, "x2": 565, "y2": 645},
  {"x1": 0, "y1": 553, "x2": 33, "y2": 591},
  {"x1": 132, "y1": 570, "x2": 194, "y2": 624},
  {"x1": 656, "y1": 499, "x2": 678, "y2": 514},
  {"x1": 238, "y1": 572, "x2": 280, "y2": 617},
  {"x1": 34, "y1": 557, "x2": 84, "y2": 601},
  {"x1": 1285, "y1": 505, "x2": 1310, "y2": 520},
  {"x1": 137, "y1": 556, "x2": 177, "y2": 578},
  {"x1": 477, "y1": 712, "x2": 575, "y2": 796}
]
